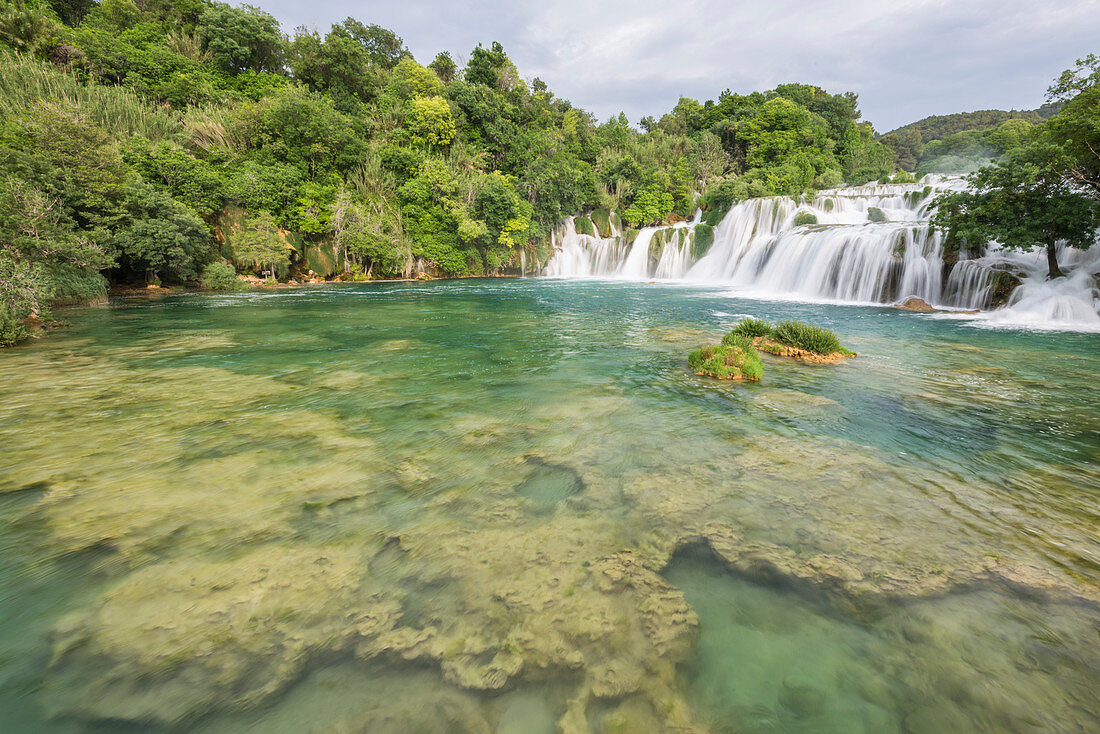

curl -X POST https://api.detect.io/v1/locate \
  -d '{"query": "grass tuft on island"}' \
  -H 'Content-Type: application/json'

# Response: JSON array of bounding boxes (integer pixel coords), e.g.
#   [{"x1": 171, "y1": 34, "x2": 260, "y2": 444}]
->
[
  {"x1": 725, "y1": 318, "x2": 856, "y2": 364},
  {"x1": 689, "y1": 335, "x2": 764, "y2": 381}
]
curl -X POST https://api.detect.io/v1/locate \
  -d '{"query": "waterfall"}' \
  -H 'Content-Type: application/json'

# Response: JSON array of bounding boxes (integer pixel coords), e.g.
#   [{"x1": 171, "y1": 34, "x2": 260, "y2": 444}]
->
[
  {"x1": 620, "y1": 228, "x2": 657, "y2": 279},
  {"x1": 542, "y1": 176, "x2": 1100, "y2": 329}
]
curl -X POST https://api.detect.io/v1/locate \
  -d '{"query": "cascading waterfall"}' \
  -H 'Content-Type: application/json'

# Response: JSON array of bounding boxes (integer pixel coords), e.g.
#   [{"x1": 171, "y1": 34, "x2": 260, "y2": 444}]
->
[{"x1": 542, "y1": 175, "x2": 1100, "y2": 329}]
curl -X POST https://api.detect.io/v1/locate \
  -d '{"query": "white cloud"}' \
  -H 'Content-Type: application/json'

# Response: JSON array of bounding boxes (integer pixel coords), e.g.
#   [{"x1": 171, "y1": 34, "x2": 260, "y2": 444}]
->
[{"x1": 259, "y1": 0, "x2": 1100, "y2": 131}]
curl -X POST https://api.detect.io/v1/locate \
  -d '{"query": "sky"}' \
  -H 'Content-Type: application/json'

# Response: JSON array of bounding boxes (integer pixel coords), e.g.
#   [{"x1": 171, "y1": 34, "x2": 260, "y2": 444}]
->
[{"x1": 257, "y1": 0, "x2": 1100, "y2": 132}]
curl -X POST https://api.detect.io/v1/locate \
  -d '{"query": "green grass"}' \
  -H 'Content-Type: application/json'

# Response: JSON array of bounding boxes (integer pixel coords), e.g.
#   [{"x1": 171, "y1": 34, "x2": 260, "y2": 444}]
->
[
  {"x1": 726, "y1": 317, "x2": 773, "y2": 340},
  {"x1": 689, "y1": 336, "x2": 764, "y2": 381},
  {"x1": 793, "y1": 212, "x2": 818, "y2": 227},
  {"x1": 772, "y1": 320, "x2": 848, "y2": 355}
]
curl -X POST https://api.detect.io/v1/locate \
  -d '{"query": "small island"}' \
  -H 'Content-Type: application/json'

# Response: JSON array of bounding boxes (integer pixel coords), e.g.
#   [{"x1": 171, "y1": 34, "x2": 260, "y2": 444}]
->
[{"x1": 690, "y1": 318, "x2": 855, "y2": 379}]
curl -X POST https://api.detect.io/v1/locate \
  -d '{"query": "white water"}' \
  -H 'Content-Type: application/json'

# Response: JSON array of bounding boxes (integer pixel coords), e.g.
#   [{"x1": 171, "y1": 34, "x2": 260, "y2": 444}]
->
[{"x1": 542, "y1": 176, "x2": 1100, "y2": 330}]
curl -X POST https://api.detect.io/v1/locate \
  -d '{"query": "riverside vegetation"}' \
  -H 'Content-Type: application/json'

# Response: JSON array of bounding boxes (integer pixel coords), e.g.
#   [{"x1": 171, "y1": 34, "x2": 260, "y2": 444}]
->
[
  {"x1": 18, "y1": 0, "x2": 1098, "y2": 346},
  {"x1": 0, "y1": 3, "x2": 1096, "y2": 346}
]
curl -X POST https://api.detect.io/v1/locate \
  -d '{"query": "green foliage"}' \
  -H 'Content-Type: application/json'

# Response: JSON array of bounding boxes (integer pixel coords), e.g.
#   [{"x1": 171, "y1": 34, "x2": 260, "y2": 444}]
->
[
  {"x1": 574, "y1": 216, "x2": 594, "y2": 236},
  {"x1": 793, "y1": 211, "x2": 818, "y2": 226},
  {"x1": 0, "y1": 50, "x2": 179, "y2": 141},
  {"x1": 231, "y1": 210, "x2": 287, "y2": 279},
  {"x1": 931, "y1": 141, "x2": 1100, "y2": 278},
  {"x1": 407, "y1": 95, "x2": 455, "y2": 148},
  {"x1": 773, "y1": 320, "x2": 845, "y2": 355},
  {"x1": 199, "y1": 260, "x2": 243, "y2": 290},
  {"x1": 688, "y1": 338, "x2": 764, "y2": 381},
  {"x1": 0, "y1": 299, "x2": 28, "y2": 346},
  {"x1": 197, "y1": 2, "x2": 284, "y2": 75},
  {"x1": 110, "y1": 176, "x2": 210, "y2": 281},
  {"x1": 728, "y1": 318, "x2": 773, "y2": 339},
  {"x1": 1044, "y1": 82, "x2": 1100, "y2": 200}
]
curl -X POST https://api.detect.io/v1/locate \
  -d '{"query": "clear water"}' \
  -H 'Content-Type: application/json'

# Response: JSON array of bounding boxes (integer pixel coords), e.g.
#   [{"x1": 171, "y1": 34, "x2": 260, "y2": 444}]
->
[{"x1": 0, "y1": 279, "x2": 1097, "y2": 733}]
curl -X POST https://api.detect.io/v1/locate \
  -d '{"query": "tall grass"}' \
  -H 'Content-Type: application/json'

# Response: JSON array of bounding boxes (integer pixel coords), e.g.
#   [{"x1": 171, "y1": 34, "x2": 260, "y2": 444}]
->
[
  {"x1": 727, "y1": 317, "x2": 773, "y2": 340},
  {"x1": 0, "y1": 50, "x2": 179, "y2": 141},
  {"x1": 772, "y1": 320, "x2": 845, "y2": 355}
]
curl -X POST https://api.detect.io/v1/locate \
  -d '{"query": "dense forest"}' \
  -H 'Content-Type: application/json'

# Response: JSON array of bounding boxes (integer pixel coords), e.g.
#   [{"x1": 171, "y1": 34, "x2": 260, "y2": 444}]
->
[
  {"x1": 0, "y1": 0, "x2": 899, "y2": 340},
  {"x1": 0, "y1": 0, "x2": 1097, "y2": 348},
  {"x1": 880, "y1": 105, "x2": 1063, "y2": 175}
]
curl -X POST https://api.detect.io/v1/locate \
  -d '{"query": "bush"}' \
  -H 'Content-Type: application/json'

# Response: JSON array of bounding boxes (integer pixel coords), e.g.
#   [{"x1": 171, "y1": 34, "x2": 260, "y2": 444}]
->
[
  {"x1": 793, "y1": 211, "x2": 818, "y2": 227},
  {"x1": 727, "y1": 318, "x2": 773, "y2": 339},
  {"x1": 689, "y1": 337, "x2": 764, "y2": 381},
  {"x1": 200, "y1": 262, "x2": 245, "y2": 290},
  {"x1": 773, "y1": 320, "x2": 845, "y2": 355},
  {"x1": 0, "y1": 302, "x2": 29, "y2": 347},
  {"x1": 867, "y1": 207, "x2": 886, "y2": 223}
]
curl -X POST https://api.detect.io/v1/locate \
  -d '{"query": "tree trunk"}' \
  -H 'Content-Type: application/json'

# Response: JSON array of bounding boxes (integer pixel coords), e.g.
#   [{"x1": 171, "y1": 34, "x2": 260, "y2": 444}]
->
[{"x1": 1046, "y1": 244, "x2": 1064, "y2": 279}]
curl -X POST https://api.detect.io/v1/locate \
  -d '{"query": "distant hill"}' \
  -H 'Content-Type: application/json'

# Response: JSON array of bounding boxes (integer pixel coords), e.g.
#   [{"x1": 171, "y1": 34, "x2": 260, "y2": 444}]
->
[{"x1": 883, "y1": 104, "x2": 1062, "y2": 144}]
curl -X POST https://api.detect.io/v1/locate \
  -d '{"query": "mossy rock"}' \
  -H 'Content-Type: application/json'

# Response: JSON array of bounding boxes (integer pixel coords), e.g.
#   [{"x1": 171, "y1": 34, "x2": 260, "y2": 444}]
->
[
  {"x1": 688, "y1": 337, "x2": 764, "y2": 381},
  {"x1": 794, "y1": 212, "x2": 818, "y2": 227},
  {"x1": 989, "y1": 271, "x2": 1023, "y2": 307},
  {"x1": 867, "y1": 207, "x2": 887, "y2": 223},
  {"x1": 822, "y1": 198, "x2": 835, "y2": 212},
  {"x1": 304, "y1": 242, "x2": 342, "y2": 278},
  {"x1": 575, "y1": 216, "x2": 595, "y2": 237},
  {"x1": 591, "y1": 209, "x2": 612, "y2": 238},
  {"x1": 693, "y1": 223, "x2": 714, "y2": 258}
]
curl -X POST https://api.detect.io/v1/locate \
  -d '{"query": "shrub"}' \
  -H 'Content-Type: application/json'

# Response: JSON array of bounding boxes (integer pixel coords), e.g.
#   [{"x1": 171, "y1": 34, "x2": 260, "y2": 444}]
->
[
  {"x1": 574, "y1": 216, "x2": 594, "y2": 236},
  {"x1": 793, "y1": 211, "x2": 818, "y2": 227},
  {"x1": 867, "y1": 207, "x2": 886, "y2": 223},
  {"x1": 689, "y1": 337, "x2": 764, "y2": 381},
  {"x1": 773, "y1": 320, "x2": 845, "y2": 355},
  {"x1": 200, "y1": 262, "x2": 245, "y2": 290},
  {"x1": 727, "y1": 318, "x2": 773, "y2": 339},
  {"x1": 0, "y1": 302, "x2": 29, "y2": 347}
]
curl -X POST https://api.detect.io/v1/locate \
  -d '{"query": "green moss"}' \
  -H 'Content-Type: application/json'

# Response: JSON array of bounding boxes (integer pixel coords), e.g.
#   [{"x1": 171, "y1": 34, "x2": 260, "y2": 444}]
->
[
  {"x1": 867, "y1": 207, "x2": 887, "y2": 223},
  {"x1": 693, "y1": 223, "x2": 714, "y2": 258},
  {"x1": 689, "y1": 337, "x2": 764, "y2": 381},
  {"x1": 773, "y1": 320, "x2": 847, "y2": 355},
  {"x1": 304, "y1": 242, "x2": 341, "y2": 278},
  {"x1": 574, "y1": 216, "x2": 595, "y2": 237},
  {"x1": 590, "y1": 208, "x2": 612, "y2": 238},
  {"x1": 793, "y1": 212, "x2": 818, "y2": 227}
]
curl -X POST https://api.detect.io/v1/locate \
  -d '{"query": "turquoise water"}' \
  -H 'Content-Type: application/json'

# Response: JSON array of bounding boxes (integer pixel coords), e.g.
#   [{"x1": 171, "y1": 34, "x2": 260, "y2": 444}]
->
[{"x1": 0, "y1": 279, "x2": 1097, "y2": 733}]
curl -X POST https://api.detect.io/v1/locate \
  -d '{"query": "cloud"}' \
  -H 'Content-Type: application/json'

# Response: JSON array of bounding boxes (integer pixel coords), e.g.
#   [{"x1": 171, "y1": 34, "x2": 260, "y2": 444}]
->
[{"x1": 259, "y1": 0, "x2": 1100, "y2": 131}]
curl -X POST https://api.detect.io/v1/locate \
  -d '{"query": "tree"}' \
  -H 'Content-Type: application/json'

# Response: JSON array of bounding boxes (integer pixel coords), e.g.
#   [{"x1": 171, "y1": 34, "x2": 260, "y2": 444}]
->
[
  {"x1": 197, "y1": 2, "x2": 284, "y2": 74},
  {"x1": 110, "y1": 177, "x2": 210, "y2": 282},
  {"x1": 428, "y1": 51, "x2": 456, "y2": 83},
  {"x1": 0, "y1": 176, "x2": 110, "y2": 343},
  {"x1": 932, "y1": 142, "x2": 1100, "y2": 279},
  {"x1": 1045, "y1": 70, "x2": 1100, "y2": 201},
  {"x1": 407, "y1": 96, "x2": 455, "y2": 148},
  {"x1": 1047, "y1": 53, "x2": 1100, "y2": 103},
  {"x1": 231, "y1": 211, "x2": 288, "y2": 280}
]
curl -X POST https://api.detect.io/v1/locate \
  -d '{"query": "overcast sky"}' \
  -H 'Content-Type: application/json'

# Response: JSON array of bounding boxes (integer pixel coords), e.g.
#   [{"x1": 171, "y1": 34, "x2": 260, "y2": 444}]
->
[{"x1": 257, "y1": 0, "x2": 1100, "y2": 132}]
